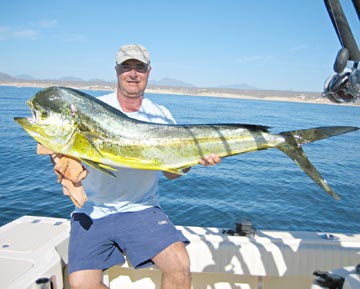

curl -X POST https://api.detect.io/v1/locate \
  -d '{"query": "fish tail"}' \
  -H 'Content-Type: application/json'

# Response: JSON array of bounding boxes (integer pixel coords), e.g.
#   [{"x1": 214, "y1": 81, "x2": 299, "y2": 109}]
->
[{"x1": 277, "y1": 126, "x2": 359, "y2": 200}]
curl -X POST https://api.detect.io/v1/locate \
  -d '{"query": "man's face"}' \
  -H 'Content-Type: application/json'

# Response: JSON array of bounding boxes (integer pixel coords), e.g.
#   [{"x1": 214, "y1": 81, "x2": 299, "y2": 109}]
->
[{"x1": 116, "y1": 59, "x2": 151, "y2": 99}]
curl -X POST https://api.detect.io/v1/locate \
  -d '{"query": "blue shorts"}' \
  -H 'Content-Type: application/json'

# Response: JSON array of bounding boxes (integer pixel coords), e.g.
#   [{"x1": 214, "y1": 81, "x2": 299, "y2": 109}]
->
[{"x1": 68, "y1": 207, "x2": 189, "y2": 273}]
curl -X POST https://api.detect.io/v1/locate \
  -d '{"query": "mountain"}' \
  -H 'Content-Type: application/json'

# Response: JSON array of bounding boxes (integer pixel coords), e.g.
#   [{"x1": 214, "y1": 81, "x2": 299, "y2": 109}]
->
[
  {"x1": 0, "y1": 71, "x2": 197, "y2": 90},
  {"x1": 15, "y1": 74, "x2": 36, "y2": 80},
  {"x1": 58, "y1": 76, "x2": 85, "y2": 82},
  {"x1": 216, "y1": 83, "x2": 258, "y2": 90},
  {"x1": 0, "y1": 72, "x2": 116, "y2": 89},
  {"x1": 149, "y1": 77, "x2": 195, "y2": 87},
  {"x1": 0, "y1": 72, "x2": 17, "y2": 81},
  {"x1": 0, "y1": 71, "x2": 257, "y2": 91}
]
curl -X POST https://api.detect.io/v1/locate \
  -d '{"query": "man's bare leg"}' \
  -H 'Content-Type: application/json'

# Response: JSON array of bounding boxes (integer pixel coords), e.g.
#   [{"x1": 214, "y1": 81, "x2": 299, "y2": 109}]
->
[
  {"x1": 69, "y1": 269, "x2": 108, "y2": 289},
  {"x1": 68, "y1": 242, "x2": 191, "y2": 289},
  {"x1": 152, "y1": 241, "x2": 191, "y2": 289}
]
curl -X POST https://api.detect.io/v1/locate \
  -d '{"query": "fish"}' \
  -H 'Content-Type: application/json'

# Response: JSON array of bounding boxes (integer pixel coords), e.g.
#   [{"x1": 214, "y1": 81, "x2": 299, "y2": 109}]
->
[{"x1": 14, "y1": 86, "x2": 358, "y2": 200}]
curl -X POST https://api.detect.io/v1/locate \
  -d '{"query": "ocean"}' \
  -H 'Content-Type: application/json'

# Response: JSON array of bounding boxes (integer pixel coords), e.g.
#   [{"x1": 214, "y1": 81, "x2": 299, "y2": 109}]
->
[{"x1": 1, "y1": 86, "x2": 359, "y2": 233}]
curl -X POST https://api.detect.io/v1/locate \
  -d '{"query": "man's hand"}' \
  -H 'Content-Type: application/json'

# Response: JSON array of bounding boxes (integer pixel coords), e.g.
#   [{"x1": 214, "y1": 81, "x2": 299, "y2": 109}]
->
[
  {"x1": 163, "y1": 154, "x2": 221, "y2": 180},
  {"x1": 199, "y1": 153, "x2": 221, "y2": 166},
  {"x1": 37, "y1": 143, "x2": 88, "y2": 207},
  {"x1": 52, "y1": 154, "x2": 88, "y2": 183}
]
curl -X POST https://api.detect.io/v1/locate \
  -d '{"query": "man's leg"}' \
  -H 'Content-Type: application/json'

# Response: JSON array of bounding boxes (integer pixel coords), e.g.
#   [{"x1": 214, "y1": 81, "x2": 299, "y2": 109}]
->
[
  {"x1": 152, "y1": 241, "x2": 191, "y2": 289},
  {"x1": 69, "y1": 269, "x2": 108, "y2": 289}
]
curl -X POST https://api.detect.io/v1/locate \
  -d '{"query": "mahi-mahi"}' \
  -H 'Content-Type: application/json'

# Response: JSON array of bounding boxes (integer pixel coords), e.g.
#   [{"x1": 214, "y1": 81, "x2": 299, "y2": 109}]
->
[{"x1": 14, "y1": 86, "x2": 359, "y2": 200}]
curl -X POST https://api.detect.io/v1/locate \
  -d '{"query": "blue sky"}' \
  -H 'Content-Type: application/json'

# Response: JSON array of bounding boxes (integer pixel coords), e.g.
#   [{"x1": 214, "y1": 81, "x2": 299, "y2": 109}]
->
[{"x1": 1, "y1": 0, "x2": 359, "y2": 92}]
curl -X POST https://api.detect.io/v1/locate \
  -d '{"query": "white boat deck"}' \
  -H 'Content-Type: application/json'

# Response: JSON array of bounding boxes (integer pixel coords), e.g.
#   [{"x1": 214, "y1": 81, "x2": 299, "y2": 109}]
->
[{"x1": 1, "y1": 215, "x2": 360, "y2": 289}]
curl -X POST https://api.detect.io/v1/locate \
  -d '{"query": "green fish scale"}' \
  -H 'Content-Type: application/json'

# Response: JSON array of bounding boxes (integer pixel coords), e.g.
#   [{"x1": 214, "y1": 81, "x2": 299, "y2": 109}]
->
[{"x1": 90, "y1": 125, "x2": 281, "y2": 170}]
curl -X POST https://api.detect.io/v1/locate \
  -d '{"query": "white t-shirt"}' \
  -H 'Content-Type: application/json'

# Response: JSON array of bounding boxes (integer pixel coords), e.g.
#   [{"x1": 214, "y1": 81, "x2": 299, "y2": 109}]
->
[{"x1": 74, "y1": 92, "x2": 176, "y2": 219}]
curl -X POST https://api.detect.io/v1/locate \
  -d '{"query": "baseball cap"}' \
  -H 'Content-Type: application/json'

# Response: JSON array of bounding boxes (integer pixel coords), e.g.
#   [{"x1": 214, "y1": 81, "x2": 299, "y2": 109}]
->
[{"x1": 116, "y1": 44, "x2": 150, "y2": 65}]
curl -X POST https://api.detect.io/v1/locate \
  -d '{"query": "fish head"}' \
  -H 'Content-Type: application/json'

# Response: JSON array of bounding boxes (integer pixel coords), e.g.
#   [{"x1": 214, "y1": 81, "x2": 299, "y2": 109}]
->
[{"x1": 14, "y1": 86, "x2": 79, "y2": 152}]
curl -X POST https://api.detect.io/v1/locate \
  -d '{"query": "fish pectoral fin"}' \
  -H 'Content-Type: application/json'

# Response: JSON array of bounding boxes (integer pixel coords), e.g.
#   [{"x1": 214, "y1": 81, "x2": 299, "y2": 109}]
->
[
  {"x1": 164, "y1": 167, "x2": 188, "y2": 175},
  {"x1": 81, "y1": 132, "x2": 104, "y2": 157},
  {"x1": 80, "y1": 159, "x2": 117, "y2": 177},
  {"x1": 97, "y1": 163, "x2": 117, "y2": 171}
]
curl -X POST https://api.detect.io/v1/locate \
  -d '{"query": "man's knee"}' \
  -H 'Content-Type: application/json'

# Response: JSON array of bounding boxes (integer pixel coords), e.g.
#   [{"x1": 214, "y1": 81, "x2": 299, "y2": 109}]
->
[
  {"x1": 69, "y1": 272, "x2": 88, "y2": 289},
  {"x1": 153, "y1": 242, "x2": 191, "y2": 279},
  {"x1": 69, "y1": 269, "x2": 107, "y2": 289}
]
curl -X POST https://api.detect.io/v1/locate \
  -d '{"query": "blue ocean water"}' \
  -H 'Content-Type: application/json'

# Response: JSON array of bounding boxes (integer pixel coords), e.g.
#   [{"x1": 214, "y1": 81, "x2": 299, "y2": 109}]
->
[{"x1": 1, "y1": 86, "x2": 359, "y2": 233}]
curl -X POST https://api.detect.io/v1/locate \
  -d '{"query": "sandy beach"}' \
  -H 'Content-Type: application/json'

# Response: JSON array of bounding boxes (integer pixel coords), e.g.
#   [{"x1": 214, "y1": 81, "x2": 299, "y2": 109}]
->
[
  {"x1": 146, "y1": 87, "x2": 337, "y2": 105},
  {"x1": 1, "y1": 80, "x2": 359, "y2": 106}
]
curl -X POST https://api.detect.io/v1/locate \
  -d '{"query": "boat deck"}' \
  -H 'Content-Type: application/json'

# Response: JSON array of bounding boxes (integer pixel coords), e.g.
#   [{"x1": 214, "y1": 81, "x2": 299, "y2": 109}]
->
[{"x1": 1, "y1": 215, "x2": 360, "y2": 289}]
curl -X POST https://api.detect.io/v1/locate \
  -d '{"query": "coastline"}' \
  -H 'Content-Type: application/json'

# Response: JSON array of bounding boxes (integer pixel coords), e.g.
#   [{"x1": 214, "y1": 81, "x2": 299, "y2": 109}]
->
[
  {"x1": 1, "y1": 81, "x2": 359, "y2": 106},
  {"x1": 146, "y1": 87, "x2": 337, "y2": 105}
]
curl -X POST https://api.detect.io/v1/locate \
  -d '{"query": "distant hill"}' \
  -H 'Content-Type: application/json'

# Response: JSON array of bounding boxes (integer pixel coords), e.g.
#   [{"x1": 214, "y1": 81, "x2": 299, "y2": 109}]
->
[
  {"x1": 0, "y1": 72, "x2": 17, "y2": 81},
  {"x1": 1, "y1": 71, "x2": 259, "y2": 91},
  {"x1": 216, "y1": 83, "x2": 258, "y2": 90},
  {"x1": 0, "y1": 71, "x2": 337, "y2": 105},
  {"x1": 58, "y1": 76, "x2": 85, "y2": 82},
  {"x1": 0, "y1": 71, "x2": 116, "y2": 90},
  {"x1": 15, "y1": 74, "x2": 36, "y2": 80},
  {"x1": 149, "y1": 77, "x2": 195, "y2": 87},
  {"x1": 0, "y1": 73, "x2": 196, "y2": 89}
]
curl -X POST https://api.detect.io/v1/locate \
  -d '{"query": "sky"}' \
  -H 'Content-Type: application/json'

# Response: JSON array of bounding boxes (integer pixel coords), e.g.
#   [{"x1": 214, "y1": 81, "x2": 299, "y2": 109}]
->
[{"x1": 0, "y1": 0, "x2": 359, "y2": 92}]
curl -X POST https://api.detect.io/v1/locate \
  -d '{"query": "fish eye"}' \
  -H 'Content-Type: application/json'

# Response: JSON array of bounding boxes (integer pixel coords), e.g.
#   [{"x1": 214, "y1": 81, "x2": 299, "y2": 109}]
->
[{"x1": 41, "y1": 111, "x2": 49, "y2": 118}]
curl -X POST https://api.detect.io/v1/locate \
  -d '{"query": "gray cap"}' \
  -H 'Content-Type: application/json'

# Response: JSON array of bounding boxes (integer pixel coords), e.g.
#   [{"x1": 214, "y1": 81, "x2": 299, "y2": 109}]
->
[{"x1": 116, "y1": 44, "x2": 150, "y2": 65}]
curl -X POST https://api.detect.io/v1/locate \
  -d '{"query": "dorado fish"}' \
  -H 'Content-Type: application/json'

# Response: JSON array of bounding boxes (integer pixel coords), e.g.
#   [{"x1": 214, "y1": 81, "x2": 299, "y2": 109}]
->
[{"x1": 14, "y1": 86, "x2": 358, "y2": 200}]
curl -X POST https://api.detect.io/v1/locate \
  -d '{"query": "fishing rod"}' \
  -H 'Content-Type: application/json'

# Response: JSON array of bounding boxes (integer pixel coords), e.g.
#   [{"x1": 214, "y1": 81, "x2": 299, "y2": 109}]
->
[{"x1": 322, "y1": 0, "x2": 360, "y2": 103}]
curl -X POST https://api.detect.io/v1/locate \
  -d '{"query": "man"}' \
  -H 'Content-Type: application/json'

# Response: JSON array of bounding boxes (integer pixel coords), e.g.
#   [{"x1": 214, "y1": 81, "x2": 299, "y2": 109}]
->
[{"x1": 59, "y1": 44, "x2": 221, "y2": 289}]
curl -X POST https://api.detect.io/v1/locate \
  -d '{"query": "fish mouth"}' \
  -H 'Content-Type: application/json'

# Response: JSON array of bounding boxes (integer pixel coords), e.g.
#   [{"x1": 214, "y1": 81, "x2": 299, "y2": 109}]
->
[
  {"x1": 14, "y1": 102, "x2": 38, "y2": 128},
  {"x1": 29, "y1": 108, "x2": 39, "y2": 123},
  {"x1": 27, "y1": 101, "x2": 39, "y2": 123},
  {"x1": 14, "y1": 116, "x2": 32, "y2": 129}
]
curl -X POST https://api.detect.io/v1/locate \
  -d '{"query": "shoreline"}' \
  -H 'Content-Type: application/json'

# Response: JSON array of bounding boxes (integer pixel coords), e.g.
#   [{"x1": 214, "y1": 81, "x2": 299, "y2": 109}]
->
[
  {"x1": 1, "y1": 81, "x2": 359, "y2": 106},
  {"x1": 145, "y1": 87, "x2": 339, "y2": 105}
]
